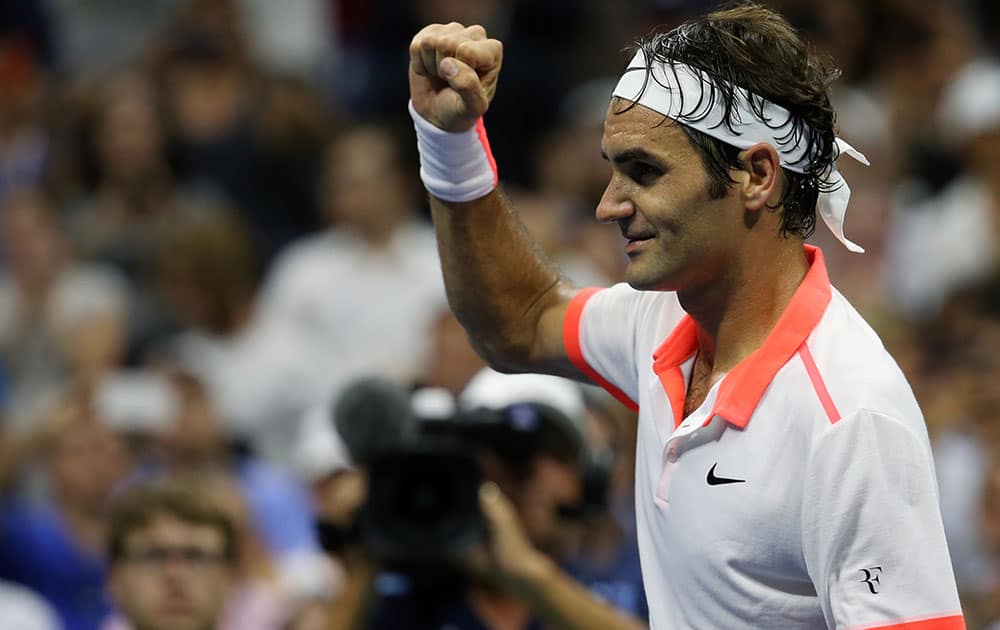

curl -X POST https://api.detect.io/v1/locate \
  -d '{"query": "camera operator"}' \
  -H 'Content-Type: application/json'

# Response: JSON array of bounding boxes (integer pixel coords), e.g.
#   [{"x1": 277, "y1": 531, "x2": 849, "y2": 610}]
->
[{"x1": 318, "y1": 371, "x2": 647, "y2": 630}]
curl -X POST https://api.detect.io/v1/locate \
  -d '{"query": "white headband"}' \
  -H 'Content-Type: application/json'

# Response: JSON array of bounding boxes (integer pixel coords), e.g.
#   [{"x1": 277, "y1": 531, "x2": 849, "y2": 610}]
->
[{"x1": 612, "y1": 50, "x2": 869, "y2": 253}]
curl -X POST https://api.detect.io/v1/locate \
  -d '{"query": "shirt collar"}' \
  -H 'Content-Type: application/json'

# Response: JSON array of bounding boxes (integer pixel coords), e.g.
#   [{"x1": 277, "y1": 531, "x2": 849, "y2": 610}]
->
[{"x1": 651, "y1": 245, "x2": 832, "y2": 429}]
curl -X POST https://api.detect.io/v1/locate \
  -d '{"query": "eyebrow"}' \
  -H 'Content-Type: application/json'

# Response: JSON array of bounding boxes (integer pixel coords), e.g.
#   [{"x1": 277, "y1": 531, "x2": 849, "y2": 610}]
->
[{"x1": 600, "y1": 148, "x2": 666, "y2": 168}]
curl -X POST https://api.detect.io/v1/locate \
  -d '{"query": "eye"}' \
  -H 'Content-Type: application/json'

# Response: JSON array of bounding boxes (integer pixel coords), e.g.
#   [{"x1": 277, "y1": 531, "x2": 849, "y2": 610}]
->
[{"x1": 627, "y1": 162, "x2": 663, "y2": 185}]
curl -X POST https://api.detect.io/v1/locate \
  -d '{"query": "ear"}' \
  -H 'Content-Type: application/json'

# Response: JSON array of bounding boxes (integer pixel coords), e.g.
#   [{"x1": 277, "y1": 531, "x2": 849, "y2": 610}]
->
[{"x1": 735, "y1": 143, "x2": 782, "y2": 212}]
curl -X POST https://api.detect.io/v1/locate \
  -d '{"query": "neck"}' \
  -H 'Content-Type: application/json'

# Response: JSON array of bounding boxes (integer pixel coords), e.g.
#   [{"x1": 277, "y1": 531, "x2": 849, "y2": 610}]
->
[
  {"x1": 678, "y1": 240, "x2": 808, "y2": 374},
  {"x1": 353, "y1": 220, "x2": 401, "y2": 250}
]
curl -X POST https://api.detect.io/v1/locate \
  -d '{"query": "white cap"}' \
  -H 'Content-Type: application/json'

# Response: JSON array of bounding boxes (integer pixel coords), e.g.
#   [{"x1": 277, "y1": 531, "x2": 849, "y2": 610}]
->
[
  {"x1": 938, "y1": 59, "x2": 1000, "y2": 146},
  {"x1": 458, "y1": 368, "x2": 587, "y2": 440},
  {"x1": 292, "y1": 404, "x2": 354, "y2": 482}
]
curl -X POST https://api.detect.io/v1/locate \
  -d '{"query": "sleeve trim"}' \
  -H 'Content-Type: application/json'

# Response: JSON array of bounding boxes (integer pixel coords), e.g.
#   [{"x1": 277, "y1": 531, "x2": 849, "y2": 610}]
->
[
  {"x1": 563, "y1": 288, "x2": 639, "y2": 412},
  {"x1": 854, "y1": 613, "x2": 965, "y2": 630}
]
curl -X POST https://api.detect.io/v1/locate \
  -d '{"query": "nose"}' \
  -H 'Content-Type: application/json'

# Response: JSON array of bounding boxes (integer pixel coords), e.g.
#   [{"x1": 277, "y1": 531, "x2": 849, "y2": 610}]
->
[{"x1": 595, "y1": 174, "x2": 635, "y2": 224}]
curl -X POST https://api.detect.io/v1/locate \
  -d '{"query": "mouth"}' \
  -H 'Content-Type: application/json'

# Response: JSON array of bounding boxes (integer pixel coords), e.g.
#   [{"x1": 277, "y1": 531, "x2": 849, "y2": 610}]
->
[{"x1": 624, "y1": 236, "x2": 653, "y2": 255}]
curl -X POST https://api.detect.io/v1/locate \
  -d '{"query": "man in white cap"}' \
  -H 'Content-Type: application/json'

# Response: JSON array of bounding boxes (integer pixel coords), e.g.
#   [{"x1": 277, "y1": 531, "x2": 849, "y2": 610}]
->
[
  {"x1": 321, "y1": 371, "x2": 648, "y2": 630},
  {"x1": 406, "y1": 2, "x2": 963, "y2": 628}
]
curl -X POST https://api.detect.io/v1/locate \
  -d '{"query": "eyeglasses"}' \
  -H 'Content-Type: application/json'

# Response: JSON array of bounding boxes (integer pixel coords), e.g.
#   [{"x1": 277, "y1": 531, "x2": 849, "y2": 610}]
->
[{"x1": 121, "y1": 546, "x2": 230, "y2": 570}]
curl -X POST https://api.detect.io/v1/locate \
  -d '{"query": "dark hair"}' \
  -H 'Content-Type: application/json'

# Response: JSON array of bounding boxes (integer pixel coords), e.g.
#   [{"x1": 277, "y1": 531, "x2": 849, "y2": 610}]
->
[
  {"x1": 107, "y1": 478, "x2": 237, "y2": 565},
  {"x1": 155, "y1": 201, "x2": 259, "y2": 334},
  {"x1": 620, "y1": 2, "x2": 841, "y2": 239}
]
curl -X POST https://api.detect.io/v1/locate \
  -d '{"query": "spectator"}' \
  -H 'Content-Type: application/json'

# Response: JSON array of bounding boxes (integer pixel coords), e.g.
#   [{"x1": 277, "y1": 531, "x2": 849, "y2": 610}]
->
[
  {"x1": 49, "y1": 0, "x2": 178, "y2": 75},
  {"x1": 0, "y1": 28, "x2": 51, "y2": 204},
  {"x1": 237, "y1": 0, "x2": 336, "y2": 79},
  {"x1": 154, "y1": 202, "x2": 310, "y2": 461},
  {"x1": 151, "y1": 0, "x2": 329, "y2": 262},
  {"x1": 258, "y1": 124, "x2": 446, "y2": 411},
  {"x1": 69, "y1": 72, "x2": 173, "y2": 271},
  {"x1": 149, "y1": 367, "x2": 329, "y2": 604},
  {"x1": 0, "y1": 1, "x2": 994, "y2": 625},
  {"x1": 417, "y1": 306, "x2": 486, "y2": 397},
  {"x1": 885, "y1": 59, "x2": 1000, "y2": 319},
  {"x1": 103, "y1": 477, "x2": 238, "y2": 630},
  {"x1": 66, "y1": 72, "x2": 180, "y2": 354},
  {"x1": 321, "y1": 369, "x2": 647, "y2": 629},
  {"x1": 0, "y1": 391, "x2": 134, "y2": 630},
  {"x1": 0, "y1": 191, "x2": 129, "y2": 431},
  {"x1": 456, "y1": 369, "x2": 647, "y2": 621}
]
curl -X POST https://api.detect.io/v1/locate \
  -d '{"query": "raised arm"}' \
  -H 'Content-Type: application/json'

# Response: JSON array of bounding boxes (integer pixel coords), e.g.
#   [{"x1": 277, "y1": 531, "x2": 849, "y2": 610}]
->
[{"x1": 408, "y1": 23, "x2": 584, "y2": 379}]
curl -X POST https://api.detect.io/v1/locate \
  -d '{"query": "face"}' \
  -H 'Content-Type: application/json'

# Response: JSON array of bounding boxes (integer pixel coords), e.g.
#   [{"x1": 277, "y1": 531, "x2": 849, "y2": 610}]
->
[
  {"x1": 110, "y1": 515, "x2": 233, "y2": 630},
  {"x1": 323, "y1": 129, "x2": 409, "y2": 234},
  {"x1": 516, "y1": 455, "x2": 581, "y2": 552},
  {"x1": 97, "y1": 77, "x2": 163, "y2": 181},
  {"x1": 478, "y1": 449, "x2": 581, "y2": 553},
  {"x1": 50, "y1": 422, "x2": 130, "y2": 512},
  {"x1": 1, "y1": 195, "x2": 62, "y2": 286},
  {"x1": 422, "y1": 309, "x2": 485, "y2": 395},
  {"x1": 598, "y1": 102, "x2": 744, "y2": 292}
]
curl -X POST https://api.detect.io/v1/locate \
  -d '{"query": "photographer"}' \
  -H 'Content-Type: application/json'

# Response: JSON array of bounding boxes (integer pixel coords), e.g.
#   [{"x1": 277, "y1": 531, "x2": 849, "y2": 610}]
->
[{"x1": 317, "y1": 371, "x2": 647, "y2": 630}]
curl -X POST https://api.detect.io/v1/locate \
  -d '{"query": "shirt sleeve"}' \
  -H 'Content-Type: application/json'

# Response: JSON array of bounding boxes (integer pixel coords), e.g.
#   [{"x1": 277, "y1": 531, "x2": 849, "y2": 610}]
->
[
  {"x1": 563, "y1": 283, "x2": 671, "y2": 411},
  {"x1": 800, "y1": 409, "x2": 965, "y2": 629}
]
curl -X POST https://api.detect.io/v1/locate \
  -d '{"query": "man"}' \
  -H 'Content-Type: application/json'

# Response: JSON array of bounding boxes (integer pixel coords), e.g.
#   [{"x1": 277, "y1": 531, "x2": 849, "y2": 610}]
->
[
  {"x1": 0, "y1": 394, "x2": 133, "y2": 630},
  {"x1": 407, "y1": 3, "x2": 964, "y2": 628},
  {"x1": 105, "y1": 479, "x2": 237, "y2": 630},
  {"x1": 258, "y1": 125, "x2": 446, "y2": 421},
  {"x1": 319, "y1": 371, "x2": 647, "y2": 630}
]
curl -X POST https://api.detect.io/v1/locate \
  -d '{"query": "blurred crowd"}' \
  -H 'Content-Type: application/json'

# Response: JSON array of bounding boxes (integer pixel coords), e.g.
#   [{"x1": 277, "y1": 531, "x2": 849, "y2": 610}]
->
[{"x1": 0, "y1": 0, "x2": 997, "y2": 628}]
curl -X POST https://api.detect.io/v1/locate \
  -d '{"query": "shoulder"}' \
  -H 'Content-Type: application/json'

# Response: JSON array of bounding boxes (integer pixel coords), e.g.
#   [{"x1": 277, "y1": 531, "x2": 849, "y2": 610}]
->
[
  {"x1": 808, "y1": 290, "x2": 922, "y2": 425},
  {"x1": 795, "y1": 290, "x2": 931, "y2": 461},
  {"x1": 573, "y1": 284, "x2": 685, "y2": 348},
  {"x1": 0, "y1": 581, "x2": 60, "y2": 630},
  {"x1": 393, "y1": 221, "x2": 444, "y2": 267},
  {"x1": 577, "y1": 283, "x2": 682, "y2": 325},
  {"x1": 261, "y1": 232, "x2": 349, "y2": 300},
  {"x1": 270, "y1": 232, "x2": 345, "y2": 273}
]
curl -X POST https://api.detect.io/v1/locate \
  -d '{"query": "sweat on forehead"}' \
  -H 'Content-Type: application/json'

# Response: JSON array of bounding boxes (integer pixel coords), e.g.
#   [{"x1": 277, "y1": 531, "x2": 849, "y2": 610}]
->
[{"x1": 609, "y1": 27, "x2": 869, "y2": 253}]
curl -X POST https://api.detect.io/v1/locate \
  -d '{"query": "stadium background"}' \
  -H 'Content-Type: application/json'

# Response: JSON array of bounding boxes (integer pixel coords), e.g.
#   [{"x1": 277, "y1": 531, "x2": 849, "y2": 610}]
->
[{"x1": 0, "y1": 0, "x2": 997, "y2": 628}]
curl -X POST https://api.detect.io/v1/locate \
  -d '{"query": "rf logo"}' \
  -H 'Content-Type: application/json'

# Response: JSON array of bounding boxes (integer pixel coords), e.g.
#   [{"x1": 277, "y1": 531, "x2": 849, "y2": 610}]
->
[{"x1": 860, "y1": 566, "x2": 883, "y2": 594}]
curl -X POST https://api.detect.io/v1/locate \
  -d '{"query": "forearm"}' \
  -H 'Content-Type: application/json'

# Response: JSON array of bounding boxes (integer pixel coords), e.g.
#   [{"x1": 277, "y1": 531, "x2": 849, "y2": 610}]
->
[
  {"x1": 512, "y1": 554, "x2": 648, "y2": 630},
  {"x1": 430, "y1": 188, "x2": 569, "y2": 370}
]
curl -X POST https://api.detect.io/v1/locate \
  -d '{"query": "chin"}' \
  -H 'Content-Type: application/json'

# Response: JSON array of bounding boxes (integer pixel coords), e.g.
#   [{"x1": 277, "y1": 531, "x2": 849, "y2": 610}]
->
[{"x1": 624, "y1": 260, "x2": 679, "y2": 292}]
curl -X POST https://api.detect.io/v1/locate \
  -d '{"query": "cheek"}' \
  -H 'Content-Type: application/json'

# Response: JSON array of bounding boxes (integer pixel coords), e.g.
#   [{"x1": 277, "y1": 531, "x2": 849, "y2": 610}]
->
[
  {"x1": 534, "y1": 459, "x2": 581, "y2": 505},
  {"x1": 110, "y1": 568, "x2": 155, "y2": 610},
  {"x1": 200, "y1": 572, "x2": 233, "y2": 605}
]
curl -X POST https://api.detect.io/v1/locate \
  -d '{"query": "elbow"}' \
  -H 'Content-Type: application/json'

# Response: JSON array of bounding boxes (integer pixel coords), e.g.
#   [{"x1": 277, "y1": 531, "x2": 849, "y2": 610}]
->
[{"x1": 473, "y1": 336, "x2": 535, "y2": 374}]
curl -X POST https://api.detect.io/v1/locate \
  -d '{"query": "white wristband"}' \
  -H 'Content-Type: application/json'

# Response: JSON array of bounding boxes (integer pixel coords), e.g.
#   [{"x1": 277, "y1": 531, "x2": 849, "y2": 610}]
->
[{"x1": 408, "y1": 100, "x2": 498, "y2": 203}]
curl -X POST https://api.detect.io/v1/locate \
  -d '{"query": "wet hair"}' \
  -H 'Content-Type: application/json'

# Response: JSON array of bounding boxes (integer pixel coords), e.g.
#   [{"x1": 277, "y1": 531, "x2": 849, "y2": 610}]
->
[{"x1": 620, "y1": 2, "x2": 841, "y2": 239}]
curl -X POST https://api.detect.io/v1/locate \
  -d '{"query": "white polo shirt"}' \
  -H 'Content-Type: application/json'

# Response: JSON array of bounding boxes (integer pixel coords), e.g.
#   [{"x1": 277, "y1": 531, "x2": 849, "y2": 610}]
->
[{"x1": 563, "y1": 246, "x2": 964, "y2": 630}]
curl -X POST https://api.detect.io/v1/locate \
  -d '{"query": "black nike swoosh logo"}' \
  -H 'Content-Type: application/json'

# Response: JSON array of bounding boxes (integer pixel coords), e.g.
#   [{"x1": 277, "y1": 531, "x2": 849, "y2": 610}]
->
[{"x1": 706, "y1": 463, "x2": 746, "y2": 486}]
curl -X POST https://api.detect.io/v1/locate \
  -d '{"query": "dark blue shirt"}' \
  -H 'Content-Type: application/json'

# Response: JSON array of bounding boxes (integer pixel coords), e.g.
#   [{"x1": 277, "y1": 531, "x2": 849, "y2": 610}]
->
[{"x1": 0, "y1": 499, "x2": 110, "y2": 630}]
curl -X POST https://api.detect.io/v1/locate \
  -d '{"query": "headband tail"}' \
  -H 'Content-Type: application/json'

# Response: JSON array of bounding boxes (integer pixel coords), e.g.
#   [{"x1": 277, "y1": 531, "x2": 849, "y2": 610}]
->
[{"x1": 817, "y1": 171, "x2": 865, "y2": 254}]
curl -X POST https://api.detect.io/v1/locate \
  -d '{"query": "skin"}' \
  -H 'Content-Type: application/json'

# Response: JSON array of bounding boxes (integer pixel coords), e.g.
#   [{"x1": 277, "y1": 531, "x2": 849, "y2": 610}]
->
[
  {"x1": 409, "y1": 22, "x2": 808, "y2": 399},
  {"x1": 596, "y1": 101, "x2": 810, "y2": 409},
  {"x1": 357, "y1": 20, "x2": 818, "y2": 630},
  {"x1": 597, "y1": 104, "x2": 743, "y2": 294},
  {"x1": 108, "y1": 515, "x2": 233, "y2": 630}
]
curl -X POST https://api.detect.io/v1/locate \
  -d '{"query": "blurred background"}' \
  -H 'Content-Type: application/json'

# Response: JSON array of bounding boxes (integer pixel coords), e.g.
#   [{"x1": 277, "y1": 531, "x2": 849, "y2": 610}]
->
[{"x1": 0, "y1": 0, "x2": 996, "y2": 628}]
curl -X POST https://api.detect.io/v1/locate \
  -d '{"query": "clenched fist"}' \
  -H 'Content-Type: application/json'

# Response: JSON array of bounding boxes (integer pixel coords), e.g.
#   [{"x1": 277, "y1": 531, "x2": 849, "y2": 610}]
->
[{"x1": 408, "y1": 22, "x2": 503, "y2": 133}]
